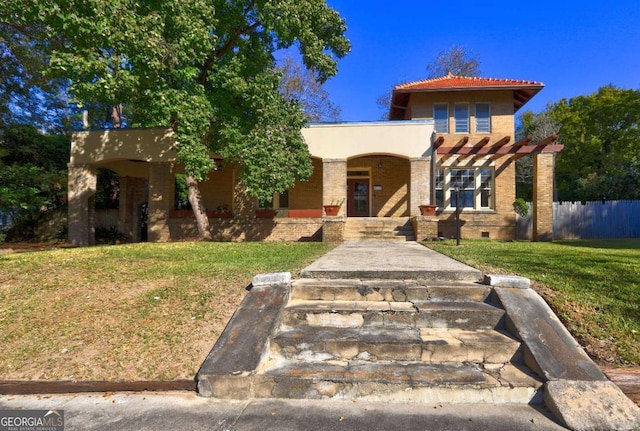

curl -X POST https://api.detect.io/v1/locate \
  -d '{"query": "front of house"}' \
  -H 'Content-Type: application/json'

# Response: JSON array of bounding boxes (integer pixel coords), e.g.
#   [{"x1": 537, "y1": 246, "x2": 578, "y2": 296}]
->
[{"x1": 68, "y1": 74, "x2": 562, "y2": 246}]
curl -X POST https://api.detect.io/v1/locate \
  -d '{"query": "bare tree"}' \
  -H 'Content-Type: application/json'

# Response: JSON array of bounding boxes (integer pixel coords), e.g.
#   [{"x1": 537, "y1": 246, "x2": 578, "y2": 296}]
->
[
  {"x1": 426, "y1": 44, "x2": 481, "y2": 78},
  {"x1": 277, "y1": 56, "x2": 340, "y2": 122}
]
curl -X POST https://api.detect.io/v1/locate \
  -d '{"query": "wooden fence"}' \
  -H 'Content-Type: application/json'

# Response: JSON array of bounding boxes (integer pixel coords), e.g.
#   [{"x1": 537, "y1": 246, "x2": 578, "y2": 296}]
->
[{"x1": 516, "y1": 200, "x2": 640, "y2": 240}]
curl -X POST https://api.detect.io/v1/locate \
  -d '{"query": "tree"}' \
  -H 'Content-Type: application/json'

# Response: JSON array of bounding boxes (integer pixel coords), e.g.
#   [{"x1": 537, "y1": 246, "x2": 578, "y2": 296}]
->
[
  {"x1": 378, "y1": 44, "x2": 481, "y2": 118},
  {"x1": 277, "y1": 55, "x2": 340, "y2": 122},
  {"x1": 0, "y1": 125, "x2": 68, "y2": 239},
  {"x1": 4, "y1": 0, "x2": 350, "y2": 239},
  {"x1": 426, "y1": 44, "x2": 481, "y2": 78},
  {"x1": 543, "y1": 85, "x2": 640, "y2": 201}
]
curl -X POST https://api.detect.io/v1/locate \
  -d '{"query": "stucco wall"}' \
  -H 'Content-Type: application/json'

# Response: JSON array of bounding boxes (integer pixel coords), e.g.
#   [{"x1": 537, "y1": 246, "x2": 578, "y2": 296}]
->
[{"x1": 303, "y1": 121, "x2": 434, "y2": 159}]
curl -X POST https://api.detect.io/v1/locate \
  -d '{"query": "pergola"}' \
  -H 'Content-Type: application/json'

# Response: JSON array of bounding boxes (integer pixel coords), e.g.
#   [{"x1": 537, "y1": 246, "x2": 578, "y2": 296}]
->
[{"x1": 436, "y1": 134, "x2": 563, "y2": 162}]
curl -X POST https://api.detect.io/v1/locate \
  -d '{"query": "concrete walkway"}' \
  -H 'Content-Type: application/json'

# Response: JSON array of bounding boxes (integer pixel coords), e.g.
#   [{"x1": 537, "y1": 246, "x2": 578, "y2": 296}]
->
[{"x1": 301, "y1": 241, "x2": 481, "y2": 281}]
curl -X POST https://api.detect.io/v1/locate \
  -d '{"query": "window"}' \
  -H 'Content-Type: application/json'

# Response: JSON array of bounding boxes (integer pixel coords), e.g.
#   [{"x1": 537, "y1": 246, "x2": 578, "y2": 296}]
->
[
  {"x1": 435, "y1": 168, "x2": 494, "y2": 210},
  {"x1": 450, "y1": 169, "x2": 475, "y2": 208},
  {"x1": 454, "y1": 103, "x2": 469, "y2": 133},
  {"x1": 475, "y1": 103, "x2": 491, "y2": 133},
  {"x1": 480, "y1": 169, "x2": 492, "y2": 208},
  {"x1": 435, "y1": 170, "x2": 445, "y2": 208},
  {"x1": 433, "y1": 104, "x2": 448, "y2": 133}
]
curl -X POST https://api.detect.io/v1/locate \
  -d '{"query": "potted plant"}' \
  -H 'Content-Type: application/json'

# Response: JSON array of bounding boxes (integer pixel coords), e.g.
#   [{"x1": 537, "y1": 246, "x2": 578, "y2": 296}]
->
[
  {"x1": 323, "y1": 198, "x2": 344, "y2": 216},
  {"x1": 419, "y1": 204, "x2": 438, "y2": 216}
]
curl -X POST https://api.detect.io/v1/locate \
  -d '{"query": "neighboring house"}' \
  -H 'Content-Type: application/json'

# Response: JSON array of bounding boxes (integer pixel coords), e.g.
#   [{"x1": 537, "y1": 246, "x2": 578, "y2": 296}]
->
[{"x1": 68, "y1": 74, "x2": 562, "y2": 246}]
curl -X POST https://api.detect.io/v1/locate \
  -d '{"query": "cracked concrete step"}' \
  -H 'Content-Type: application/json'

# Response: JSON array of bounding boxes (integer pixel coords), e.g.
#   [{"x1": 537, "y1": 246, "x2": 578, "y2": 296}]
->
[
  {"x1": 282, "y1": 300, "x2": 505, "y2": 330},
  {"x1": 291, "y1": 279, "x2": 491, "y2": 302},
  {"x1": 214, "y1": 361, "x2": 543, "y2": 404},
  {"x1": 271, "y1": 326, "x2": 522, "y2": 364}
]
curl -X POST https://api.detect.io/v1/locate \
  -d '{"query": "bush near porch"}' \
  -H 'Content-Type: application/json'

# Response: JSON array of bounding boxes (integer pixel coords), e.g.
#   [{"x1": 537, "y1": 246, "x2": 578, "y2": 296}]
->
[
  {"x1": 0, "y1": 242, "x2": 334, "y2": 381},
  {"x1": 426, "y1": 239, "x2": 640, "y2": 366}
]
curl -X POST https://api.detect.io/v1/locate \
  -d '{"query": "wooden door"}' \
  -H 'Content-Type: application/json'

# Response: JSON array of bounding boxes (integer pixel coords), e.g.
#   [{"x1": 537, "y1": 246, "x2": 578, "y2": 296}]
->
[{"x1": 347, "y1": 178, "x2": 370, "y2": 217}]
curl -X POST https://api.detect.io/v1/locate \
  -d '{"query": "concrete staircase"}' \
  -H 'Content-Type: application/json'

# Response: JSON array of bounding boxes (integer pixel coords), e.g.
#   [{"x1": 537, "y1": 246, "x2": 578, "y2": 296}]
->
[
  {"x1": 343, "y1": 217, "x2": 415, "y2": 242},
  {"x1": 198, "y1": 277, "x2": 543, "y2": 404}
]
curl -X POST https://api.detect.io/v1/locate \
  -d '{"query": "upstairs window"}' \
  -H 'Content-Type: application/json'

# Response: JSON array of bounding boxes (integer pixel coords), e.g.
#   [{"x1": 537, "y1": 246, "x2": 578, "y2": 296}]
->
[
  {"x1": 475, "y1": 103, "x2": 491, "y2": 133},
  {"x1": 433, "y1": 103, "x2": 448, "y2": 133},
  {"x1": 454, "y1": 103, "x2": 469, "y2": 133}
]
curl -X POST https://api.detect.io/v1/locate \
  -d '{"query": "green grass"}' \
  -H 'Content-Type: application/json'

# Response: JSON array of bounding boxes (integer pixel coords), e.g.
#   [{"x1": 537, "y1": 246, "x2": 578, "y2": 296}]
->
[
  {"x1": 0, "y1": 241, "x2": 334, "y2": 381},
  {"x1": 426, "y1": 239, "x2": 640, "y2": 366}
]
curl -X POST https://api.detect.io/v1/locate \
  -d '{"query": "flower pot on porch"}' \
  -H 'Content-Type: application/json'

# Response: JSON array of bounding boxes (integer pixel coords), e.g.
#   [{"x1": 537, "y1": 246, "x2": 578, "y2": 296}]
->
[
  {"x1": 419, "y1": 204, "x2": 438, "y2": 216},
  {"x1": 255, "y1": 208, "x2": 277, "y2": 218},
  {"x1": 323, "y1": 205, "x2": 341, "y2": 217}
]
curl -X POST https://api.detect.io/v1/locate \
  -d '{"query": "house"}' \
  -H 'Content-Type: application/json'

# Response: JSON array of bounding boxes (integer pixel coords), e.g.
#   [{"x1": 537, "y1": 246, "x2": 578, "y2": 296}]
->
[{"x1": 67, "y1": 74, "x2": 562, "y2": 246}]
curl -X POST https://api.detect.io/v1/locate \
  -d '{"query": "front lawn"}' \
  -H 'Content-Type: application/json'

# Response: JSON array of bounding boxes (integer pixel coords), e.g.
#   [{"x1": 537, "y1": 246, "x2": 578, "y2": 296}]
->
[
  {"x1": 426, "y1": 239, "x2": 640, "y2": 366},
  {"x1": 0, "y1": 241, "x2": 334, "y2": 381}
]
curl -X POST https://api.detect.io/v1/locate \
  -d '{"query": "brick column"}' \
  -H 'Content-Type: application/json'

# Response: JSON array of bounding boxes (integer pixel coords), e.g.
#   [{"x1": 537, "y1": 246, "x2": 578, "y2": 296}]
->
[
  {"x1": 409, "y1": 157, "x2": 431, "y2": 217},
  {"x1": 533, "y1": 153, "x2": 555, "y2": 242},
  {"x1": 322, "y1": 159, "x2": 347, "y2": 217},
  {"x1": 68, "y1": 163, "x2": 97, "y2": 246},
  {"x1": 147, "y1": 162, "x2": 173, "y2": 242}
]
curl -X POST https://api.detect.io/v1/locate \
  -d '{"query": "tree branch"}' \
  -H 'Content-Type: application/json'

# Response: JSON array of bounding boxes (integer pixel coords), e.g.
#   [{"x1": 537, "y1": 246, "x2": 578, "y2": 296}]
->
[{"x1": 198, "y1": 2, "x2": 260, "y2": 85}]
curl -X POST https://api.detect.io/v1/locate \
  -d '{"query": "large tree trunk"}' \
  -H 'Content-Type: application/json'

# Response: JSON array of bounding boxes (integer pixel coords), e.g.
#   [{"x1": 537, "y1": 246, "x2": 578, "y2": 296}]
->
[{"x1": 186, "y1": 175, "x2": 212, "y2": 240}]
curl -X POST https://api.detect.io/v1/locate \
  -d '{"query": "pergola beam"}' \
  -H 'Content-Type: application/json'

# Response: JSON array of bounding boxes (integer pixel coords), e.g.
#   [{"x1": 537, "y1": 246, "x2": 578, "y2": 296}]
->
[{"x1": 438, "y1": 143, "x2": 563, "y2": 156}]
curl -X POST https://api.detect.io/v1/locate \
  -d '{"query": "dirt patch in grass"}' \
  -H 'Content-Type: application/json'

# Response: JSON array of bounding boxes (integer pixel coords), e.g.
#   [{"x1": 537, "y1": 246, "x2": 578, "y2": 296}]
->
[{"x1": 0, "y1": 241, "x2": 333, "y2": 381}]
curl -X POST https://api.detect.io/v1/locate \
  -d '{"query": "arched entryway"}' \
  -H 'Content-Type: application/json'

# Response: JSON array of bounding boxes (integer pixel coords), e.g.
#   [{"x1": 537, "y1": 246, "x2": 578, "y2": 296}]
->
[{"x1": 347, "y1": 155, "x2": 411, "y2": 217}]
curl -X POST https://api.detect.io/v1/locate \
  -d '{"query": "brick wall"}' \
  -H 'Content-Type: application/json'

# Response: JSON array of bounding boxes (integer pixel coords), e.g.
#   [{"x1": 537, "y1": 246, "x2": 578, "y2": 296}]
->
[
  {"x1": 533, "y1": 153, "x2": 554, "y2": 241},
  {"x1": 290, "y1": 157, "x2": 323, "y2": 209},
  {"x1": 168, "y1": 217, "x2": 323, "y2": 242},
  {"x1": 323, "y1": 159, "x2": 347, "y2": 216}
]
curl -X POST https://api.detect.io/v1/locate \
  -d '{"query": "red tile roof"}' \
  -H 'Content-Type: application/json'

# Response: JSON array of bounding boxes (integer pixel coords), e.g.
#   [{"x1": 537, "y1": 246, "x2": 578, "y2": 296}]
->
[
  {"x1": 389, "y1": 73, "x2": 544, "y2": 119},
  {"x1": 394, "y1": 73, "x2": 544, "y2": 91}
]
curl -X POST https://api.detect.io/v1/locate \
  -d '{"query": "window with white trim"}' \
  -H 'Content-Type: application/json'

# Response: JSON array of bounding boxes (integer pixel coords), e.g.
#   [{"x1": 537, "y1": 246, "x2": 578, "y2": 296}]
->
[
  {"x1": 475, "y1": 103, "x2": 491, "y2": 133},
  {"x1": 433, "y1": 103, "x2": 448, "y2": 133},
  {"x1": 435, "y1": 168, "x2": 494, "y2": 210},
  {"x1": 454, "y1": 103, "x2": 469, "y2": 133}
]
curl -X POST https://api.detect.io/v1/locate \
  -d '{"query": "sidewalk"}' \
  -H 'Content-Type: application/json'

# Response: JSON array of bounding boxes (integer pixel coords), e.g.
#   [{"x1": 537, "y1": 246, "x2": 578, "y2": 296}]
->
[{"x1": 0, "y1": 391, "x2": 567, "y2": 430}]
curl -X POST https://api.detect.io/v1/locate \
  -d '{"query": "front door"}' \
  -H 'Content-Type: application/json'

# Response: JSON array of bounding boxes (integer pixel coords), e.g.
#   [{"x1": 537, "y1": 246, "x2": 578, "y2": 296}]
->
[{"x1": 347, "y1": 178, "x2": 370, "y2": 217}]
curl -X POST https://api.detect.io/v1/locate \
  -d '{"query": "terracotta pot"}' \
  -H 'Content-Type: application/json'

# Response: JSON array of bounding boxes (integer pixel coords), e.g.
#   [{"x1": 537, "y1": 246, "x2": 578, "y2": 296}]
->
[
  {"x1": 323, "y1": 205, "x2": 340, "y2": 216},
  {"x1": 419, "y1": 204, "x2": 438, "y2": 216}
]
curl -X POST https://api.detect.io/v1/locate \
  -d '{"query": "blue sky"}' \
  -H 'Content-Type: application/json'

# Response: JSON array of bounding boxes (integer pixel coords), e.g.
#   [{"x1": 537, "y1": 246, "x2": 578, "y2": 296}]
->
[{"x1": 323, "y1": 0, "x2": 640, "y2": 121}]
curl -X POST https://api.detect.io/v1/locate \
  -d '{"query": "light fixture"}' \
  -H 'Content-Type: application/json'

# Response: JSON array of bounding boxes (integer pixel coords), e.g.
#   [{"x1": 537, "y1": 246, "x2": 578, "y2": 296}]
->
[{"x1": 377, "y1": 161, "x2": 383, "y2": 170}]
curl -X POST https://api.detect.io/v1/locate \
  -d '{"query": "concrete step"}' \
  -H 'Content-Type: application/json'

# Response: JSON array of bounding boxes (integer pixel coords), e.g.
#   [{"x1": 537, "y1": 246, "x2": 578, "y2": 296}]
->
[
  {"x1": 291, "y1": 279, "x2": 491, "y2": 302},
  {"x1": 282, "y1": 300, "x2": 505, "y2": 330},
  {"x1": 343, "y1": 218, "x2": 415, "y2": 242},
  {"x1": 272, "y1": 326, "x2": 522, "y2": 364},
  {"x1": 245, "y1": 361, "x2": 543, "y2": 404},
  {"x1": 343, "y1": 233, "x2": 416, "y2": 240}
]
